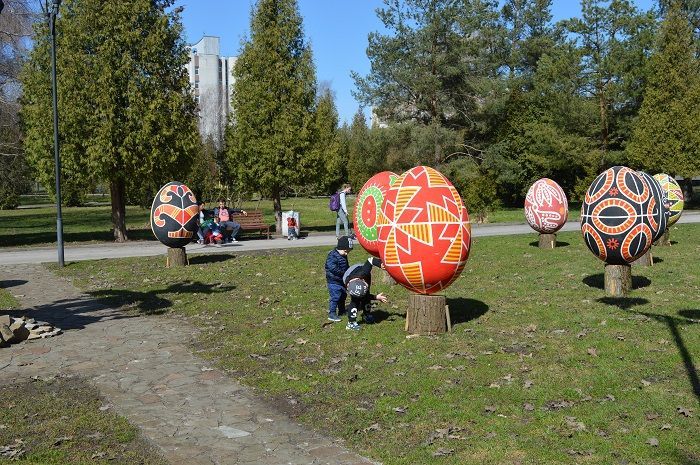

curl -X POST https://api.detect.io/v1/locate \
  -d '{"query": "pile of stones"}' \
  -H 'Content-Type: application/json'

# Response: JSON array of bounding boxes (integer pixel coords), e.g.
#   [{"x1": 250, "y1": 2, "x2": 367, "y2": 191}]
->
[{"x1": 0, "y1": 315, "x2": 62, "y2": 346}]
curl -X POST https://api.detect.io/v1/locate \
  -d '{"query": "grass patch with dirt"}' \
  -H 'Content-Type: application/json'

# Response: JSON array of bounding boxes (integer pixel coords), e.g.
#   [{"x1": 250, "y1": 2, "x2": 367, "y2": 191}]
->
[
  {"x1": 55, "y1": 224, "x2": 700, "y2": 465},
  {"x1": 0, "y1": 288, "x2": 18, "y2": 310},
  {"x1": 0, "y1": 376, "x2": 166, "y2": 464}
]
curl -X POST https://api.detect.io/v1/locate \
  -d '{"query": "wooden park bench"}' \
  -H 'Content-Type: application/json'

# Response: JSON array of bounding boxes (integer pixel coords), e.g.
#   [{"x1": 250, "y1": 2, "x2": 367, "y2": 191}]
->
[{"x1": 230, "y1": 211, "x2": 273, "y2": 239}]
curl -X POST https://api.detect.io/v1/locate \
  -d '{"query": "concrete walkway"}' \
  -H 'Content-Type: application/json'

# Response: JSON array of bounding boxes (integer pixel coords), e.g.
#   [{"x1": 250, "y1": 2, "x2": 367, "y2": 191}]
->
[
  {"x1": 1, "y1": 212, "x2": 699, "y2": 265},
  {"x1": 0, "y1": 264, "x2": 376, "y2": 465}
]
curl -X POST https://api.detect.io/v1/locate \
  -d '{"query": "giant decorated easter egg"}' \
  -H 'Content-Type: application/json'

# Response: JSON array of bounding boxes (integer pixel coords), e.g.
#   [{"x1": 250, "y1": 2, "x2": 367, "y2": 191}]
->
[
  {"x1": 581, "y1": 166, "x2": 655, "y2": 265},
  {"x1": 524, "y1": 178, "x2": 568, "y2": 233},
  {"x1": 150, "y1": 181, "x2": 199, "y2": 248},
  {"x1": 638, "y1": 171, "x2": 668, "y2": 242},
  {"x1": 653, "y1": 173, "x2": 684, "y2": 226},
  {"x1": 354, "y1": 171, "x2": 398, "y2": 257},
  {"x1": 377, "y1": 166, "x2": 471, "y2": 295}
]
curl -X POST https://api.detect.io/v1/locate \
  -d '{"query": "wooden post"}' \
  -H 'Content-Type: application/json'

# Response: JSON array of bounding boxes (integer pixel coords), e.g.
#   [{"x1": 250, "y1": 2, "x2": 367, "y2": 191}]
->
[
  {"x1": 632, "y1": 249, "x2": 653, "y2": 267},
  {"x1": 538, "y1": 233, "x2": 556, "y2": 249},
  {"x1": 654, "y1": 229, "x2": 671, "y2": 247},
  {"x1": 167, "y1": 247, "x2": 188, "y2": 268},
  {"x1": 604, "y1": 264, "x2": 632, "y2": 297},
  {"x1": 406, "y1": 294, "x2": 447, "y2": 335}
]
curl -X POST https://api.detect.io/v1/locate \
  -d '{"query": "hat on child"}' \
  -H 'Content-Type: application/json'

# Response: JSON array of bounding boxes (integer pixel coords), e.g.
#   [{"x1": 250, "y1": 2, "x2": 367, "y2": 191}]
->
[
  {"x1": 337, "y1": 235, "x2": 351, "y2": 251},
  {"x1": 347, "y1": 278, "x2": 368, "y2": 298}
]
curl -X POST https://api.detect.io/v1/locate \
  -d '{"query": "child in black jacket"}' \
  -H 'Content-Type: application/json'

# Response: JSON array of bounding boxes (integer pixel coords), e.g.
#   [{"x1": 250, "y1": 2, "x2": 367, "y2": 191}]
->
[{"x1": 343, "y1": 257, "x2": 387, "y2": 331}]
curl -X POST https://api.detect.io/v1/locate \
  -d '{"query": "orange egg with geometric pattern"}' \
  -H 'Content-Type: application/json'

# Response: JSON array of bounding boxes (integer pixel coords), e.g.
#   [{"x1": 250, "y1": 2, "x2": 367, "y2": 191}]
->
[{"x1": 377, "y1": 166, "x2": 471, "y2": 295}]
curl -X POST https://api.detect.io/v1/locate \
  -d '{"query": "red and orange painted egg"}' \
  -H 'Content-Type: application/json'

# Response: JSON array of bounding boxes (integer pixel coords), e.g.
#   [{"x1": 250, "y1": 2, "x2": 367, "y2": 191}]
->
[
  {"x1": 353, "y1": 171, "x2": 398, "y2": 257},
  {"x1": 581, "y1": 166, "x2": 658, "y2": 265},
  {"x1": 524, "y1": 178, "x2": 568, "y2": 234},
  {"x1": 377, "y1": 166, "x2": 471, "y2": 295},
  {"x1": 150, "y1": 181, "x2": 199, "y2": 248}
]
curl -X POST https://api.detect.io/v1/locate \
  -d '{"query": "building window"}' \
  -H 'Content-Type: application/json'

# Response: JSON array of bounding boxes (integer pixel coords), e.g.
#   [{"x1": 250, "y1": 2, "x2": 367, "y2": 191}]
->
[
  {"x1": 195, "y1": 96, "x2": 200, "y2": 104},
  {"x1": 194, "y1": 82, "x2": 199, "y2": 89},
  {"x1": 195, "y1": 66, "x2": 199, "y2": 75}
]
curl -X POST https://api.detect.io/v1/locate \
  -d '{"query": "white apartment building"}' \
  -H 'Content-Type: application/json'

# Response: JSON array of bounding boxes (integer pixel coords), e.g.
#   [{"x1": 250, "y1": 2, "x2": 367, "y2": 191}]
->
[{"x1": 186, "y1": 36, "x2": 237, "y2": 145}]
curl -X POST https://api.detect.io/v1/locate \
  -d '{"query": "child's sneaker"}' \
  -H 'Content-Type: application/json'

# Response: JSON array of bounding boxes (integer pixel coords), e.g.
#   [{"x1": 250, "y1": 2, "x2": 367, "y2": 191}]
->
[
  {"x1": 327, "y1": 313, "x2": 342, "y2": 322},
  {"x1": 346, "y1": 322, "x2": 361, "y2": 331}
]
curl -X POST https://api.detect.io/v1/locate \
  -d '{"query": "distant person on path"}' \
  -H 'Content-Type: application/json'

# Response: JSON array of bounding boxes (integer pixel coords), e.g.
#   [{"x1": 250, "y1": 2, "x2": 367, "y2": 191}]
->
[
  {"x1": 214, "y1": 198, "x2": 247, "y2": 243},
  {"x1": 208, "y1": 216, "x2": 224, "y2": 245},
  {"x1": 333, "y1": 184, "x2": 353, "y2": 239},
  {"x1": 195, "y1": 201, "x2": 209, "y2": 244},
  {"x1": 325, "y1": 236, "x2": 352, "y2": 322},
  {"x1": 287, "y1": 215, "x2": 299, "y2": 240},
  {"x1": 343, "y1": 257, "x2": 387, "y2": 331}
]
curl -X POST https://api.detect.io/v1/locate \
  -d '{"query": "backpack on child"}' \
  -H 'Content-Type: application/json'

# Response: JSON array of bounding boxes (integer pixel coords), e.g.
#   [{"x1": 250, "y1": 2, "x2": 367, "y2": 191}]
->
[{"x1": 329, "y1": 192, "x2": 341, "y2": 212}]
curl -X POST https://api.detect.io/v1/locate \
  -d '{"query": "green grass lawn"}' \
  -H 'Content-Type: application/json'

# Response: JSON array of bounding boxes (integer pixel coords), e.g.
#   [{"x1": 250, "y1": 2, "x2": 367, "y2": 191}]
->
[
  {"x1": 55, "y1": 224, "x2": 700, "y2": 465},
  {"x1": 0, "y1": 377, "x2": 166, "y2": 464},
  {"x1": 0, "y1": 288, "x2": 19, "y2": 310}
]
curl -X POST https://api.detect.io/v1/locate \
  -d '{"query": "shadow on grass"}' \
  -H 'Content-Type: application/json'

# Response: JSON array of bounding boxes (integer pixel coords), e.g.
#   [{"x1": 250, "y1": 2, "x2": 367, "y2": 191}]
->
[
  {"x1": 528, "y1": 241, "x2": 570, "y2": 248},
  {"x1": 370, "y1": 308, "x2": 405, "y2": 324},
  {"x1": 597, "y1": 297, "x2": 649, "y2": 310},
  {"x1": 652, "y1": 256, "x2": 664, "y2": 264},
  {"x1": 582, "y1": 273, "x2": 651, "y2": 290},
  {"x1": 0, "y1": 228, "x2": 154, "y2": 248},
  {"x1": 447, "y1": 297, "x2": 489, "y2": 326},
  {"x1": 629, "y1": 309, "x2": 700, "y2": 401},
  {"x1": 0, "y1": 280, "x2": 28, "y2": 289},
  {"x1": 188, "y1": 253, "x2": 237, "y2": 265},
  {"x1": 86, "y1": 281, "x2": 235, "y2": 315}
]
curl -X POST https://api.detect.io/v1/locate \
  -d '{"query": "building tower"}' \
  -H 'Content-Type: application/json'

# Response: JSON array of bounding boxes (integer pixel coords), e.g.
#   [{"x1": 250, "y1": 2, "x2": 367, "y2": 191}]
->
[{"x1": 186, "y1": 36, "x2": 237, "y2": 147}]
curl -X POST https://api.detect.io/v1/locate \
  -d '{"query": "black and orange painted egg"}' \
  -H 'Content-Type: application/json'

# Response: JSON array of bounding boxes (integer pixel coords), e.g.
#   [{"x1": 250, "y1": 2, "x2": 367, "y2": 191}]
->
[
  {"x1": 581, "y1": 166, "x2": 658, "y2": 265},
  {"x1": 150, "y1": 181, "x2": 199, "y2": 248}
]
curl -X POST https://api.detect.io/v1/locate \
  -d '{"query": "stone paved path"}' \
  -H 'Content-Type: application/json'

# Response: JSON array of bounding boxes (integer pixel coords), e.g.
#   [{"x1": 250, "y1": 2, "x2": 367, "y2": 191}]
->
[{"x1": 0, "y1": 264, "x2": 377, "y2": 465}]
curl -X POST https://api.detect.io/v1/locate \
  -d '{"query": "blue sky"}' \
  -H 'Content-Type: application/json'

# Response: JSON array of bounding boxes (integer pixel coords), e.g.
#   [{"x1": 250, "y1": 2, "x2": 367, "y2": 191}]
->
[{"x1": 178, "y1": 0, "x2": 655, "y2": 125}]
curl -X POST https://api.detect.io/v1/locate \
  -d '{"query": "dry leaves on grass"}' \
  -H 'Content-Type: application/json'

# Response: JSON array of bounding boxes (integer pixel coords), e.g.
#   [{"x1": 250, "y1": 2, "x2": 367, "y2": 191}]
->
[
  {"x1": 677, "y1": 406, "x2": 693, "y2": 417},
  {"x1": 647, "y1": 437, "x2": 659, "y2": 447},
  {"x1": 432, "y1": 447, "x2": 455, "y2": 457}
]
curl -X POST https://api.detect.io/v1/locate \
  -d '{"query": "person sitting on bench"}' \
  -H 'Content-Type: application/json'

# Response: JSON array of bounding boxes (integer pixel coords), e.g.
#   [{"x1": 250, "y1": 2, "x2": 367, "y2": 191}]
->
[{"x1": 214, "y1": 198, "x2": 247, "y2": 243}]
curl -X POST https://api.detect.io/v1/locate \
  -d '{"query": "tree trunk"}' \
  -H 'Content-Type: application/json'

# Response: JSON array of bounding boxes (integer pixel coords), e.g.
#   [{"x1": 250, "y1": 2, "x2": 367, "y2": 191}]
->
[
  {"x1": 655, "y1": 229, "x2": 671, "y2": 247},
  {"x1": 682, "y1": 177, "x2": 693, "y2": 201},
  {"x1": 110, "y1": 178, "x2": 128, "y2": 242},
  {"x1": 272, "y1": 188, "x2": 282, "y2": 237},
  {"x1": 539, "y1": 233, "x2": 556, "y2": 249},
  {"x1": 406, "y1": 294, "x2": 447, "y2": 335},
  {"x1": 604, "y1": 264, "x2": 632, "y2": 297},
  {"x1": 166, "y1": 247, "x2": 187, "y2": 267},
  {"x1": 632, "y1": 249, "x2": 652, "y2": 267}
]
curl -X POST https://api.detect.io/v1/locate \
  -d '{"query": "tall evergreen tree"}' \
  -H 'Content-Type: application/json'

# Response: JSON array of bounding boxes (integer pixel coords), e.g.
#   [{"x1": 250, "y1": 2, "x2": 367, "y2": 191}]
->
[
  {"x1": 21, "y1": 0, "x2": 200, "y2": 241},
  {"x1": 627, "y1": 1, "x2": 700, "y2": 188},
  {"x1": 346, "y1": 109, "x2": 373, "y2": 189},
  {"x1": 312, "y1": 87, "x2": 345, "y2": 193},
  {"x1": 226, "y1": 0, "x2": 316, "y2": 233},
  {"x1": 564, "y1": 0, "x2": 656, "y2": 152}
]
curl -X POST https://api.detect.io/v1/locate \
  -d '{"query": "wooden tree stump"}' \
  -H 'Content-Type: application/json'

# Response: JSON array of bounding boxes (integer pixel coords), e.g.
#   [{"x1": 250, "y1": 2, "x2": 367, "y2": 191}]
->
[
  {"x1": 654, "y1": 229, "x2": 671, "y2": 247},
  {"x1": 381, "y1": 269, "x2": 396, "y2": 285},
  {"x1": 604, "y1": 264, "x2": 632, "y2": 297},
  {"x1": 539, "y1": 233, "x2": 556, "y2": 249},
  {"x1": 632, "y1": 249, "x2": 653, "y2": 267},
  {"x1": 166, "y1": 247, "x2": 188, "y2": 267},
  {"x1": 406, "y1": 294, "x2": 447, "y2": 335}
]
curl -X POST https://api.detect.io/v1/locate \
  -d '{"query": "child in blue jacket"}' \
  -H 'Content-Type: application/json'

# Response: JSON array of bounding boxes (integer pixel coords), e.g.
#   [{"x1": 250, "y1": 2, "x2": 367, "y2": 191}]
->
[{"x1": 324, "y1": 236, "x2": 352, "y2": 322}]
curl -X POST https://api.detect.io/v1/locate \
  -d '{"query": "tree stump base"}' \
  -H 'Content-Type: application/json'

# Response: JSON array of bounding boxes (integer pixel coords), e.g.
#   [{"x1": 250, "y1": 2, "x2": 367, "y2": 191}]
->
[
  {"x1": 166, "y1": 247, "x2": 188, "y2": 268},
  {"x1": 539, "y1": 233, "x2": 556, "y2": 249},
  {"x1": 381, "y1": 269, "x2": 396, "y2": 285},
  {"x1": 406, "y1": 294, "x2": 448, "y2": 335},
  {"x1": 604, "y1": 264, "x2": 632, "y2": 297},
  {"x1": 632, "y1": 249, "x2": 653, "y2": 267},
  {"x1": 654, "y1": 229, "x2": 671, "y2": 247}
]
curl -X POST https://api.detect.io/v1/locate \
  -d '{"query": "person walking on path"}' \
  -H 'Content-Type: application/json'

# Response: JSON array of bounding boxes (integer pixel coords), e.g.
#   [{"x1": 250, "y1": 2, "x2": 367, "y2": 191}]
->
[
  {"x1": 335, "y1": 184, "x2": 353, "y2": 239},
  {"x1": 325, "y1": 236, "x2": 352, "y2": 322}
]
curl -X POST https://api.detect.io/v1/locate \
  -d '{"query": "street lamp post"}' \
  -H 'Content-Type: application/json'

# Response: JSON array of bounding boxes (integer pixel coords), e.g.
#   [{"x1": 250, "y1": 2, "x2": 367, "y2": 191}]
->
[{"x1": 48, "y1": 0, "x2": 64, "y2": 266}]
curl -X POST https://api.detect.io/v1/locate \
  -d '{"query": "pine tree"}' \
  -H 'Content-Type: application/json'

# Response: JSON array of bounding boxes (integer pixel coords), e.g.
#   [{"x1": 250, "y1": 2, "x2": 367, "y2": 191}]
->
[
  {"x1": 226, "y1": 0, "x2": 317, "y2": 233},
  {"x1": 312, "y1": 87, "x2": 345, "y2": 193},
  {"x1": 21, "y1": 0, "x2": 200, "y2": 241},
  {"x1": 627, "y1": 0, "x2": 700, "y2": 186}
]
